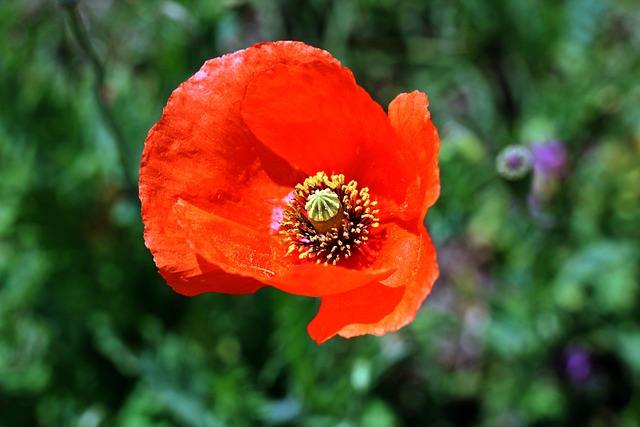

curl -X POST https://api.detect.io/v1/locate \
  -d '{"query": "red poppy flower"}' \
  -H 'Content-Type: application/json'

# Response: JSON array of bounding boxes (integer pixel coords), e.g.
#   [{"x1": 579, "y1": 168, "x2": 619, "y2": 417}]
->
[{"x1": 139, "y1": 41, "x2": 440, "y2": 344}]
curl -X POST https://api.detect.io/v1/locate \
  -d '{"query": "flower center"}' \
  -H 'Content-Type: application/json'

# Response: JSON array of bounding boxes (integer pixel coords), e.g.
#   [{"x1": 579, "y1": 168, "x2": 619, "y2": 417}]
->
[
  {"x1": 279, "y1": 172, "x2": 380, "y2": 265},
  {"x1": 306, "y1": 189, "x2": 341, "y2": 222},
  {"x1": 305, "y1": 189, "x2": 345, "y2": 234}
]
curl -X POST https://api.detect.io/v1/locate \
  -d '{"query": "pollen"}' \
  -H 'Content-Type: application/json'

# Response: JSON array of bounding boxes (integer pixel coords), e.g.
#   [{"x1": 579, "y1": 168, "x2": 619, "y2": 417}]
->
[{"x1": 279, "y1": 172, "x2": 380, "y2": 266}]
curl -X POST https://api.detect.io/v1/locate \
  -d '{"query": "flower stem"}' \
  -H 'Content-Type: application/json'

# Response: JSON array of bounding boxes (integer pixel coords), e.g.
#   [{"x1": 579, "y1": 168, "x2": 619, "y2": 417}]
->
[{"x1": 63, "y1": 1, "x2": 136, "y2": 190}]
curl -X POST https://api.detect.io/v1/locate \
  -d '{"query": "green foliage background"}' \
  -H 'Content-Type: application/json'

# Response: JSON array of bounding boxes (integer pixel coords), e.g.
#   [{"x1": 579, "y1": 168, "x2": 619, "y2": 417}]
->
[{"x1": 2, "y1": 0, "x2": 640, "y2": 426}]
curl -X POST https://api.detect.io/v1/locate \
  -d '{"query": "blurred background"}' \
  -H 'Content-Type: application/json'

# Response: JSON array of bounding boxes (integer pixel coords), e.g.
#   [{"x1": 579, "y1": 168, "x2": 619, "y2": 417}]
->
[{"x1": 1, "y1": 0, "x2": 640, "y2": 426}]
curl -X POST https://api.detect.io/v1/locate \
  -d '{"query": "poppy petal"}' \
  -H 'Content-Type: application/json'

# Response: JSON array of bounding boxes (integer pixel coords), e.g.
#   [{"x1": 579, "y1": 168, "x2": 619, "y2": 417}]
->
[
  {"x1": 309, "y1": 225, "x2": 438, "y2": 340},
  {"x1": 388, "y1": 91, "x2": 441, "y2": 219},
  {"x1": 307, "y1": 282, "x2": 406, "y2": 344},
  {"x1": 241, "y1": 61, "x2": 416, "y2": 213},
  {"x1": 174, "y1": 199, "x2": 396, "y2": 297},
  {"x1": 140, "y1": 42, "x2": 342, "y2": 295},
  {"x1": 266, "y1": 263, "x2": 396, "y2": 297},
  {"x1": 173, "y1": 199, "x2": 285, "y2": 281},
  {"x1": 162, "y1": 267, "x2": 265, "y2": 296},
  {"x1": 336, "y1": 224, "x2": 438, "y2": 338}
]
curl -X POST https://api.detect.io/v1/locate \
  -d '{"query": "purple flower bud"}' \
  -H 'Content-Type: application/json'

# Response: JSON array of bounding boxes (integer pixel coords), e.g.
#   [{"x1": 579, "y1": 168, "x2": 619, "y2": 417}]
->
[
  {"x1": 530, "y1": 141, "x2": 568, "y2": 179},
  {"x1": 496, "y1": 145, "x2": 532, "y2": 180}
]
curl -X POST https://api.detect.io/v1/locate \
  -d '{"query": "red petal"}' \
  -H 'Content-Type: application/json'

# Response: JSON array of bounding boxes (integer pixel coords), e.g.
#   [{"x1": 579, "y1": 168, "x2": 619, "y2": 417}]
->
[
  {"x1": 241, "y1": 60, "x2": 417, "y2": 213},
  {"x1": 267, "y1": 263, "x2": 395, "y2": 297},
  {"x1": 338, "y1": 224, "x2": 438, "y2": 338},
  {"x1": 140, "y1": 42, "x2": 340, "y2": 295},
  {"x1": 307, "y1": 282, "x2": 406, "y2": 344},
  {"x1": 388, "y1": 91, "x2": 441, "y2": 220},
  {"x1": 161, "y1": 268, "x2": 265, "y2": 296},
  {"x1": 173, "y1": 199, "x2": 286, "y2": 281},
  {"x1": 308, "y1": 223, "x2": 438, "y2": 342},
  {"x1": 174, "y1": 199, "x2": 396, "y2": 297}
]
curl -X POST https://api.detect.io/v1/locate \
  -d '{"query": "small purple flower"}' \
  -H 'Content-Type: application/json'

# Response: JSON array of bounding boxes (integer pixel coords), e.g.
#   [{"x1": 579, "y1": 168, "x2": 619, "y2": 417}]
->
[
  {"x1": 565, "y1": 348, "x2": 592, "y2": 382},
  {"x1": 530, "y1": 141, "x2": 568, "y2": 179},
  {"x1": 529, "y1": 140, "x2": 569, "y2": 208},
  {"x1": 496, "y1": 141, "x2": 569, "y2": 225}
]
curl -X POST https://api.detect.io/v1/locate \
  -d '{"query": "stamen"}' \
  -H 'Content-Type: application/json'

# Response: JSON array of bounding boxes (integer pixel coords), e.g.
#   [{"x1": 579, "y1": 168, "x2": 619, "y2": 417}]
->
[{"x1": 279, "y1": 172, "x2": 380, "y2": 265}]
